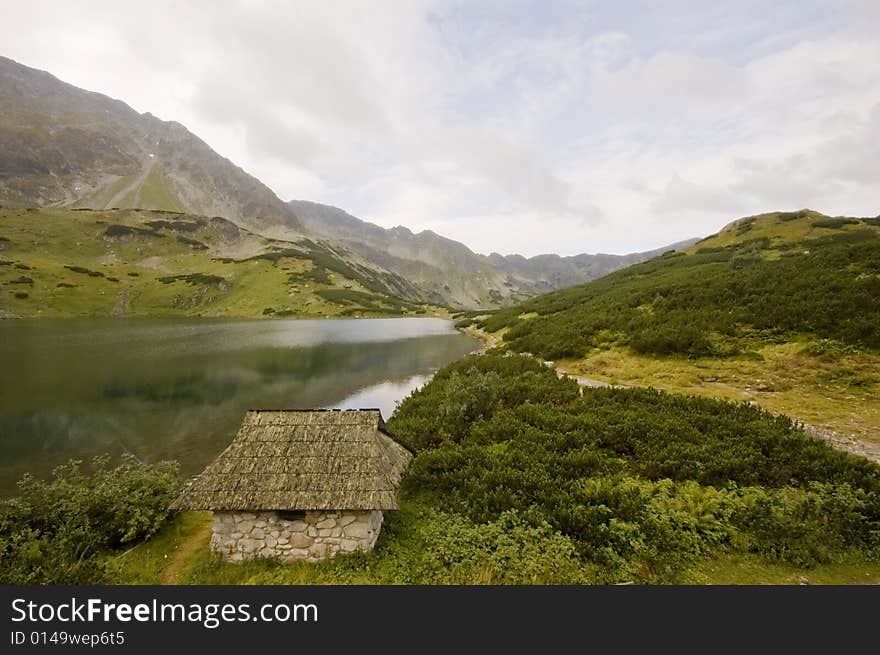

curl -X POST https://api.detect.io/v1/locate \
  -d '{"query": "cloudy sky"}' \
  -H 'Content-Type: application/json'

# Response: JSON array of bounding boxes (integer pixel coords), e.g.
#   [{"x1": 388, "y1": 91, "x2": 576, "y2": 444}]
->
[{"x1": 2, "y1": 0, "x2": 879, "y2": 255}]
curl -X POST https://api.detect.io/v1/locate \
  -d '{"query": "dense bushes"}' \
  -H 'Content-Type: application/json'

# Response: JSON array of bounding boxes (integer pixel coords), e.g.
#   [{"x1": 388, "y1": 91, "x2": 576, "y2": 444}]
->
[
  {"x1": 0, "y1": 455, "x2": 180, "y2": 584},
  {"x1": 478, "y1": 228, "x2": 880, "y2": 359},
  {"x1": 382, "y1": 510, "x2": 589, "y2": 584},
  {"x1": 388, "y1": 355, "x2": 880, "y2": 581}
]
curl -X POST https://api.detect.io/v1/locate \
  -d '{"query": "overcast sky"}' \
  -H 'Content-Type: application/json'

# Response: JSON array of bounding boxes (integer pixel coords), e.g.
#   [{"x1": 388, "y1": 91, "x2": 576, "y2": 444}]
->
[{"x1": 2, "y1": 1, "x2": 879, "y2": 256}]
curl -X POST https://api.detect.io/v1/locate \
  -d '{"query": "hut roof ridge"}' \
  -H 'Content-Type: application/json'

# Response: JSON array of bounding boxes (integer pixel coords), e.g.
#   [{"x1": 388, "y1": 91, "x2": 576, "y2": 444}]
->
[{"x1": 171, "y1": 409, "x2": 411, "y2": 511}]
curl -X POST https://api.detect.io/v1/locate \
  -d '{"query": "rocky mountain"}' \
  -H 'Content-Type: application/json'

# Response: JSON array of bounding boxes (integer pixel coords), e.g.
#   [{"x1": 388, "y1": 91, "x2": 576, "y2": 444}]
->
[
  {"x1": 0, "y1": 56, "x2": 299, "y2": 233},
  {"x1": 1, "y1": 56, "x2": 695, "y2": 311},
  {"x1": 289, "y1": 199, "x2": 696, "y2": 308}
]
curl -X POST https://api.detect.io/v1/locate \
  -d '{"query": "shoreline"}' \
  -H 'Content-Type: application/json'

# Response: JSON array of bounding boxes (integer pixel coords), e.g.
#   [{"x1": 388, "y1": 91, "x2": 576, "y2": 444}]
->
[
  {"x1": 455, "y1": 323, "x2": 500, "y2": 354},
  {"x1": 0, "y1": 310, "x2": 452, "y2": 322}
]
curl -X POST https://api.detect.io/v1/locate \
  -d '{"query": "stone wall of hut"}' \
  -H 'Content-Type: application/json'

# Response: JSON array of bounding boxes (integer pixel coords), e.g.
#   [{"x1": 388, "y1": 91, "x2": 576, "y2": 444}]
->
[{"x1": 211, "y1": 510, "x2": 383, "y2": 562}]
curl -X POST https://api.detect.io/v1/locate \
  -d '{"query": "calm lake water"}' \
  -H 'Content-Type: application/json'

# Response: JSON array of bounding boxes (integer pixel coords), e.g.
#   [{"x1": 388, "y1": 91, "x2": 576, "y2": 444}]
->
[{"x1": 0, "y1": 317, "x2": 478, "y2": 493}]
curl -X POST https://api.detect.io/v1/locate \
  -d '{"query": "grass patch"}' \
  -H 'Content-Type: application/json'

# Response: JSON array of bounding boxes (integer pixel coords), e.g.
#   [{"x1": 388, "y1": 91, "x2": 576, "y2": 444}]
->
[
  {"x1": 107, "y1": 512, "x2": 212, "y2": 585},
  {"x1": 128, "y1": 162, "x2": 185, "y2": 212}
]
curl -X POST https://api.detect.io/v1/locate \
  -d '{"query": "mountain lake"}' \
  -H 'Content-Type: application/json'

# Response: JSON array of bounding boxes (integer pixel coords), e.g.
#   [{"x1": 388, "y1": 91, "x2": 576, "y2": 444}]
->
[{"x1": 0, "y1": 317, "x2": 479, "y2": 493}]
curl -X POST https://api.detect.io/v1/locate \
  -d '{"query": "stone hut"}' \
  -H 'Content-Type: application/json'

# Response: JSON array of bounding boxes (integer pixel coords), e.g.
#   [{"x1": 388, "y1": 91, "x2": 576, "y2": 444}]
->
[{"x1": 171, "y1": 409, "x2": 412, "y2": 562}]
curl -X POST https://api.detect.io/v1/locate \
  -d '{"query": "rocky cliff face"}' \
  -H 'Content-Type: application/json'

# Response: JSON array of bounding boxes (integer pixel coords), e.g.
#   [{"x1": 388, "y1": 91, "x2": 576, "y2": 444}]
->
[{"x1": 0, "y1": 56, "x2": 299, "y2": 233}]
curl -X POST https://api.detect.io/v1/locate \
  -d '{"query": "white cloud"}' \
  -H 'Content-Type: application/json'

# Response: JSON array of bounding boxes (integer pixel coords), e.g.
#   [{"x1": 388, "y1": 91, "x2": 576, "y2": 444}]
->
[{"x1": 1, "y1": 1, "x2": 878, "y2": 255}]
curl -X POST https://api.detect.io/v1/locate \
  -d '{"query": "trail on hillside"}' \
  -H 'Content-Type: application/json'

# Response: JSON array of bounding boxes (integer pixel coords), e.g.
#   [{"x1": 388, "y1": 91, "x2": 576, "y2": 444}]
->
[
  {"x1": 105, "y1": 159, "x2": 155, "y2": 208},
  {"x1": 556, "y1": 366, "x2": 880, "y2": 465},
  {"x1": 161, "y1": 519, "x2": 213, "y2": 585}
]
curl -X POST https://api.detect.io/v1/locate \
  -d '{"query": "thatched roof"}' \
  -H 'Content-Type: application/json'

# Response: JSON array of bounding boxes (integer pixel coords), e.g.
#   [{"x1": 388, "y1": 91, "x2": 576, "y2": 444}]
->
[{"x1": 171, "y1": 409, "x2": 412, "y2": 511}]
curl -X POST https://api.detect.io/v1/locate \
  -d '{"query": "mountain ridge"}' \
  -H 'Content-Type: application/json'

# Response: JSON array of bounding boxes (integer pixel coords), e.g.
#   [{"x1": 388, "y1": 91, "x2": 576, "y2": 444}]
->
[
  {"x1": 474, "y1": 209, "x2": 880, "y2": 357},
  {"x1": 289, "y1": 198, "x2": 697, "y2": 308},
  {"x1": 1, "y1": 55, "x2": 696, "y2": 311},
  {"x1": 0, "y1": 55, "x2": 300, "y2": 233}
]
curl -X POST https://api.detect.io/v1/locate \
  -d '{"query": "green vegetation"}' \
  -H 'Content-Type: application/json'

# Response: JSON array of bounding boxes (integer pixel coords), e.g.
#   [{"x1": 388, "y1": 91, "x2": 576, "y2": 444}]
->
[
  {"x1": 130, "y1": 162, "x2": 185, "y2": 212},
  {"x1": 389, "y1": 355, "x2": 880, "y2": 580},
  {"x1": 157, "y1": 273, "x2": 228, "y2": 288},
  {"x1": 102, "y1": 354, "x2": 880, "y2": 585},
  {"x1": 145, "y1": 219, "x2": 201, "y2": 232},
  {"x1": 73, "y1": 162, "x2": 186, "y2": 213},
  {"x1": 239, "y1": 239, "x2": 418, "y2": 300},
  {"x1": 468, "y1": 211, "x2": 880, "y2": 452},
  {"x1": 478, "y1": 212, "x2": 880, "y2": 360},
  {"x1": 176, "y1": 235, "x2": 208, "y2": 249},
  {"x1": 104, "y1": 224, "x2": 160, "y2": 238},
  {"x1": 315, "y1": 288, "x2": 422, "y2": 316},
  {"x1": 0, "y1": 455, "x2": 180, "y2": 584},
  {"x1": 560, "y1": 342, "x2": 880, "y2": 449},
  {"x1": 64, "y1": 265, "x2": 107, "y2": 278},
  {"x1": 0, "y1": 207, "x2": 437, "y2": 318},
  {"x1": 6, "y1": 206, "x2": 879, "y2": 585}
]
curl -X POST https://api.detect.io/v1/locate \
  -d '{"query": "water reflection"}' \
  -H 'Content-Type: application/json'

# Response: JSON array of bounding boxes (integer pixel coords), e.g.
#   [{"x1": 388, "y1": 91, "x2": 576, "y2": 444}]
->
[
  {"x1": 329, "y1": 374, "x2": 433, "y2": 418},
  {"x1": 0, "y1": 317, "x2": 476, "y2": 492}
]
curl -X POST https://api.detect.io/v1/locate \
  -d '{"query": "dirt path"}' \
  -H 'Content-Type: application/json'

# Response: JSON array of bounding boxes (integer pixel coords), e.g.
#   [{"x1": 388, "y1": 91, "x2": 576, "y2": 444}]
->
[
  {"x1": 106, "y1": 159, "x2": 155, "y2": 208},
  {"x1": 800, "y1": 424, "x2": 880, "y2": 465},
  {"x1": 457, "y1": 327, "x2": 880, "y2": 465},
  {"x1": 161, "y1": 519, "x2": 213, "y2": 585},
  {"x1": 563, "y1": 372, "x2": 620, "y2": 388}
]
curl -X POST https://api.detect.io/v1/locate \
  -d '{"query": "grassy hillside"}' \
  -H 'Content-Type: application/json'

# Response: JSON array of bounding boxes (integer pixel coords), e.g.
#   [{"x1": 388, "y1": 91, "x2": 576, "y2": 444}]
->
[
  {"x1": 0, "y1": 207, "x2": 432, "y2": 318},
  {"x1": 476, "y1": 210, "x2": 880, "y2": 358},
  {"x1": 92, "y1": 355, "x2": 878, "y2": 585},
  {"x1": 466, "y1": 210, "x2": 880, "y2": 449}
]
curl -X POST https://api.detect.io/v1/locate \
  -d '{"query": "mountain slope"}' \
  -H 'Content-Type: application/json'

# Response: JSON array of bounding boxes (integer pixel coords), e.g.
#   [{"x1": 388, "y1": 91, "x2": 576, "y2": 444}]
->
[
  {"x1": 0, "y1": 207, "x2": 429, "y2": 319},
  {"x1": 471, "y1": 209, "x2": 880, "y2": 451},
  {"x1": 0, "y1": 56, "x2": 299, "y2": 233},
  {"x1": 0, "y1": 55, "x2": 696, "y2": 312},
  {"x1": 289, "y1": 199, "x2": 696, "y2": 308},
  {"x1": 478, "y1": 209, "x2": 880, "y2": 358}
]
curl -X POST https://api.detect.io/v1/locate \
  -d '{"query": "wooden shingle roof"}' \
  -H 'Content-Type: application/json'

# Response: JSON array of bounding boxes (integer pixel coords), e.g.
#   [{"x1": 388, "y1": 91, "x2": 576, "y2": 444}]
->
[{"x1": 171, "y1": 409, "x2": 412, "y2": 511}]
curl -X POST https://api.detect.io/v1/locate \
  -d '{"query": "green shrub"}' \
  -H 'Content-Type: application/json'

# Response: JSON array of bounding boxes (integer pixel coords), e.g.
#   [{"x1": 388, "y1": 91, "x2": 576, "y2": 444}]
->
[
  {"x1": 480, "y1": 231, "x2": 880, "y2": 357},
  {"x1": 157, "y1": 273, "x2": 228, "y2": 288},
  {"x1": 0, "y1": 455, "x2": 181, "y2": 584},
  {"x1": 389, "y1": 354, "x2": 880, "y2": 579},
  {"x1": 731, "y1": 483, "x2": 876, "y2": 567},
  {"x1": 405, "y1": 510, "x2": 589, "y2": 584},
  {"x1": 813, "y1": 218, "x2": 859, "y2": 229}
]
